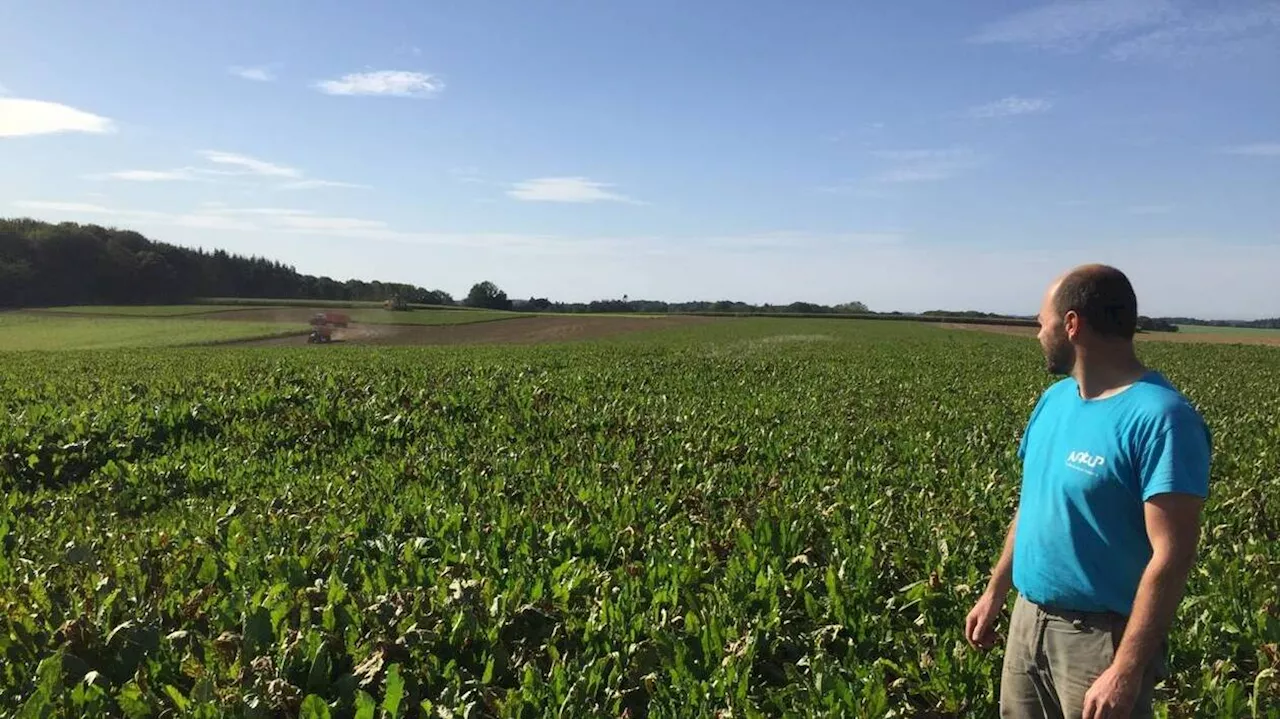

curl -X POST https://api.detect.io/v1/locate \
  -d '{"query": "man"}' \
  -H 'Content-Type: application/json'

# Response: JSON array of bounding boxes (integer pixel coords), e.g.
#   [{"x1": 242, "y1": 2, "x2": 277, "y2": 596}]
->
[{"x1": 965, "y1": 264, "x2": 1211, "y2": 718}]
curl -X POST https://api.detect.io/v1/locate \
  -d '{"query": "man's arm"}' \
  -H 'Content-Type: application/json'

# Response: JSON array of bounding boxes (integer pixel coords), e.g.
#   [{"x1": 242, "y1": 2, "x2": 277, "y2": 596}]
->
[
  {"x1": 1081, "y1": 493, "x2": 1203, "y2": 718},
  {"x1": 1113, "y1": 493, "x2": 1204, "y2": 672},
  {"x1": 966, "y1": 509, "x2": 1018, "y2": 649},
  {"x1": 986, "y1": 508, "x2": 1019, "y2": 598}
]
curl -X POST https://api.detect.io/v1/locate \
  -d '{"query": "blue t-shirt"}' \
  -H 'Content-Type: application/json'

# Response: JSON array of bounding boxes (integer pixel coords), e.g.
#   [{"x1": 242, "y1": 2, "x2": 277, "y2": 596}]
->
[{"x1": 1012, "y1": 370, "x2": 1211, "y2": 616}]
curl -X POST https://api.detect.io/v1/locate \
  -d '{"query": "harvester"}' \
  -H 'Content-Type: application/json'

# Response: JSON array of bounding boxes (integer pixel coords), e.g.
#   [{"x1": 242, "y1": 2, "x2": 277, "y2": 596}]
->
[{"x1": 307, "y1": 311, "x2": 350, "y2": 344}]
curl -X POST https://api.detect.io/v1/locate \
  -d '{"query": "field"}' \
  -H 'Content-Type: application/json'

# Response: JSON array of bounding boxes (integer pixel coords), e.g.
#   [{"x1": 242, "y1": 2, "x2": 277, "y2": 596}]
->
[
  {"x1": 1, "y1": 318, "x2": 1277, "y2": 717},
  {"x1": 41, "y1": 306, "x2": 267, "y2": 317},
  {"x1": 944, "y1": 321, "x2": 1280, "y2": 347},
  {"x1": 0, "y1": 314, "x2": 305, "y2": 351},
  {"x1": 1176, "y1": 324, "x2": 1280, "y2": 337},
  {"x1": 32, "y1": 306, "x2": 517, "y2": 327}
]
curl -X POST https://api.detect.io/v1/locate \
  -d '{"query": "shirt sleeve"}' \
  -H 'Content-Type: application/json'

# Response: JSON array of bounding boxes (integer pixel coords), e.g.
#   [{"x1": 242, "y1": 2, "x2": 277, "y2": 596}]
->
[
  {"x1": 1138, "y1": 407, "x2": 1212, "y2": 501},
  {"x1": 1018, "y1": 389, "x2": 1050, "y2": 461}
]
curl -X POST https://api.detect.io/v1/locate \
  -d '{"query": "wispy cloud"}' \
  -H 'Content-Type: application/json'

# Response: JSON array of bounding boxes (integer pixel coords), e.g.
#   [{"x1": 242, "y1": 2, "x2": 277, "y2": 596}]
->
[
  {"x1": 1221, "y1": 142, "x2": 1280, "y2": 157},
  {"x1": 12, "y1": 201, "x2": 386, "y2": 236},
  {"x1": 199, "y1": 150, "x2": 301, "y2": 178},
  {"x1": 1127, "y1": 204, "x2": 1174, "y2": 215},
  {"x1": 449, "y1": 167, "x2": 486, "y2": 184},
  {"x1": 0, "y1": 98, "x2": 115, "y2": 137},
  {"x1": 971, "y1": 1, "x2": 1280, "y2": 64},
  {"x1": 229, "y1": 65, "x2": 276, "y2": 82},
  {"x1": 269, "y1": 215, "x2": 389, "y2": 232},
  {"x1": 91, "y1": 169, "x2": 203, "y2": 182},
  {"x1": 16, "y1": 200, "x2": 896, "y2": 261},
  {"x1": 93, "y1": 151, "x2": 364, "y2": 190},
  {"x1": 278, "y1": 179, "x2": 372, "y2": 190},
  {"x1": 965, "y1": 96, "x2": 1054, "y2": 119},
  {"x1": 201, "y1": 207, "x2": 314, "y2": 216},
  {"x1": 1108, "y1": 5, "x2": 1280, "y2": 62},
  {"x1": 871, "y1": 148, "x2": 981, "y2": 184},
  {"x1": 314, "y1": 70, "x2": 444, "y2": 98},
  {"x1": 508, "y1": 177, "x2": 642, "y2": 204},
  {"x1": 10, "y1": 200, "x2": 258, "y2": 231},
  {"x1": 969, "y1": 0, "x2": 1178, "y2": 49}
]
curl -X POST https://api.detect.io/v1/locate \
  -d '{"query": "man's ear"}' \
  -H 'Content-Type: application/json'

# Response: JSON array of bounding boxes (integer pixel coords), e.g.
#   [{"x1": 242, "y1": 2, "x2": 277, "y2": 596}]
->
[{"x1": 1063, "y1": 310, "x2": 1081, "y2": 340}]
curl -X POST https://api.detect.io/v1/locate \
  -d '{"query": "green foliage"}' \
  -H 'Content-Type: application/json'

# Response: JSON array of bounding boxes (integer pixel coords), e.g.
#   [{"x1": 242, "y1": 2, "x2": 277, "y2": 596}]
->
[
  {"x1": 0, "y1": 319, "x2": 1276, "y2": 717},
  {"x1": 0, "y1": 314, "x2": 302, "y2": 351},
  {"x1": 0, "y1": 218, "x2": 454, "y2": 307},
  {"x1": 466, "y1": 281, "x2": 512, "y2": 311}
]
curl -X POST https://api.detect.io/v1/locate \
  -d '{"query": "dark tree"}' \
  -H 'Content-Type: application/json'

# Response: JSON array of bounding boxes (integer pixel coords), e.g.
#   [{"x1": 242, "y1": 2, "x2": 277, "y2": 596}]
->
[
  {"x1": 466, "y1": 281, "x2": 512, "y2": 310},
  {"x1": 0, "y1": 218, "x2": 455, "y2": 308}
]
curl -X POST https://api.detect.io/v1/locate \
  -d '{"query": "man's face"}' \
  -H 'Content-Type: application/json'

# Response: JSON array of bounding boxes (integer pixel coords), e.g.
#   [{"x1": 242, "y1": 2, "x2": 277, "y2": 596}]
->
[{"x1": 1037, "y1": 286, "x2": 1075, "y2": 375}]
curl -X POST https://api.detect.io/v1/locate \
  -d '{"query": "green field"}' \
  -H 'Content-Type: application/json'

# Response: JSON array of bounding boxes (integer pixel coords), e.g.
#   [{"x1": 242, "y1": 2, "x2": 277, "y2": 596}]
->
[
  {"x1": 343, "y1": 309, "x2": 516, "y2": 326},
  {"x1": 197, "y1": 298, "x2": 475, "y2": 311},
  {"x1": 0, "y1": 314, "x2": 304, "y2": 351},
  {"x1": 40, "y1": 305, "x2": 267, "y2": 317},
  {"x1": 1, "y1": 319, "x2": 1276, "y2": 717},
  {"x1": 1175, "y1": 324, "x2": 1280, "y2": 336},
  {"x1": 36, "y1": 305, "x2": 519, "y2": 327}
]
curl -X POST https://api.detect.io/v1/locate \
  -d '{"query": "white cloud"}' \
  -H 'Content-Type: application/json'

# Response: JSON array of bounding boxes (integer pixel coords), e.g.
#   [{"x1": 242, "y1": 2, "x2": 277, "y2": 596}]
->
[
  {"x1": 96, "y1": 169, "x2": 202, "y2": 182},
  {"x1": 965, "y1": 96, "x2": 1054, "y2": 119},
  {"x1": 872, "y1": 149, "x2": 981, "y2": 183},
  {"x1": 203, "y1": 207, "x2": 314, "y2": 216},
  {"x1": 171, "y1": 214, "x2": 259, "y2": 231},
  {"x1": 1127, "y1": 204, "x2": 1174, "y2": 215},
  {"x1": 271, "y1": 215, "x2": 389, "y2": 232},
  {"x1": 198, "y1": 150, "x2": 301, "y2": 178},
  {"x1": 229, "y1": 65, "x2": 275, "y2": 82},
  {"x1": 95, "y1": 152, "x2": 363, "y2": 190},
  {"x1": 277, "y1": 179, "x2": 372, "y2": 190},
  {"x1": 969, "y1": 0, "x2": 1178, "y2": 49},
  {"x1": 449, "y1": 167, "x2": 486, "y2": 184},
  {"x1": 0, "y1": 98, "x2": 115, "y2": 137},
  {"x1": 14, "y1": 201, "x2": 150, "y2": 216},
  {"x1": 1221, "y1": 142, "x2": 1280, "y2": 157},
  {"x1": 508, "y1": 177, "x2": 641, "y2": 204},
  {"x1": 314, "y1": 70, "x2": 444, "y2": 98}
]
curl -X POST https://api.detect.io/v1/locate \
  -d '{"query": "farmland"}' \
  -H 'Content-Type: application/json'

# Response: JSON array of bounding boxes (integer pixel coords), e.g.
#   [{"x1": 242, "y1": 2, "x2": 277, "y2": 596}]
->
[
  {"x1": 1, "y1": 318, "x2": 1277, "y2": 717},
  {"x1": 0, "y1": 314, "x2": 304, "y2": 351},
  {"x1": 32, "y1": 306, "x2": 519, "y2": 327}
]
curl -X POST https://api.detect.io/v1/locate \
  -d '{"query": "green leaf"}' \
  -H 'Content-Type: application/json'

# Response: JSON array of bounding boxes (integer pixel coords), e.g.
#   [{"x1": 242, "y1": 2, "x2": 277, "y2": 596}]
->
[
  {"x1": 300, "y1": 694, "x2": 331, "y2": 719},
  {"x1": 243, "y1": 606, "x2": 273, "y2": 658},
  {"x1": 383, "y1": 663, "x2": 405, "y2": 718},
  {"x1": 116, "y1": 682, "x2": 152, "y2": 719},
  {"x1": 163, "y1": 684, "x2": 190, "y2": 712},
  {"x1": 354, "y1": 691, "x2": 376, "y2": 719},
  {"x1": 307, "y1": 645, "x2": 332, "y2": 694}
]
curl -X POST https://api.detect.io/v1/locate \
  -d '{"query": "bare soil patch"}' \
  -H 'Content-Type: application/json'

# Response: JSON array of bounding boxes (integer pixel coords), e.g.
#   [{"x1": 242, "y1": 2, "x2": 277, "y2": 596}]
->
[
  {"x1": 940, "y1": 323, "x2": 1280, "y2": 347},
  {"x1": 231, "y1": 315, "x2": 712, "y2": 347}
]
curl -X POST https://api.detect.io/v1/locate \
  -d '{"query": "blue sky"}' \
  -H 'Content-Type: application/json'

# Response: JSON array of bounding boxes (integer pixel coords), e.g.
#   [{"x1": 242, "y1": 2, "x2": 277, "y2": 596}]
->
[{"x1": 2, "y1": 0, "x2": 1277, "y2": 318}]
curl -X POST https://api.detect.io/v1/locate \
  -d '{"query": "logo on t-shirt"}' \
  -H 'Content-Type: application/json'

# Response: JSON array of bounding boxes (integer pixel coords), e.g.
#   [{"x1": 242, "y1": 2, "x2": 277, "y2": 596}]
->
[{"x1": 1066, "y1": 450, "x2": 1106, "y2": 476}]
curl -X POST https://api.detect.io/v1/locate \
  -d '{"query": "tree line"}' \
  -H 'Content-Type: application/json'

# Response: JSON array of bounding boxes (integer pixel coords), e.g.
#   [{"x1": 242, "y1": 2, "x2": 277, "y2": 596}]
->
[
  {"x1": 0, "y1": 219, "x2": 453, "y2": 307},
  {"x1": 3, "y1": 218, "x2": 1275, "y2": 329}
]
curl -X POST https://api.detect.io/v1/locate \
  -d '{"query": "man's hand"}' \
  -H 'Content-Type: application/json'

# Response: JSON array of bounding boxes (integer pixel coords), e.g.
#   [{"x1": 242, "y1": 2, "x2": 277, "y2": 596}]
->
[
  {"x1": 1082, "y1": 663, "x2": 1142, "y2": 719},
  {"x1": 964, "y1": 590, "x2": 1005, "y2": 650}
]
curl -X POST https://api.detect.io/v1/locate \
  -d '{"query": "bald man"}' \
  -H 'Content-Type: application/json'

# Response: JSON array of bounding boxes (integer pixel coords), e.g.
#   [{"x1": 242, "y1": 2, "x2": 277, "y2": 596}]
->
[{"x1": 964, "y1": 265, "x2": 1211, "y2": 719}]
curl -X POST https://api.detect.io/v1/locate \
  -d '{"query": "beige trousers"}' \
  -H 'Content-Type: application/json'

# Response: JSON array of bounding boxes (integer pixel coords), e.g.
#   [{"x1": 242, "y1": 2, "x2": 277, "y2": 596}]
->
[{"x1": 1000, "y1": 594, "x2": 1165, "y2": 718}]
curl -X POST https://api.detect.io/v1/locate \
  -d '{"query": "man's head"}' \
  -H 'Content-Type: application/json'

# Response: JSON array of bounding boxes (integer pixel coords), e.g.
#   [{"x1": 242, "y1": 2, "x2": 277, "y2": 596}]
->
[{"x1": 1037, "y1": 264, "x2": 1139, "y2": 375}]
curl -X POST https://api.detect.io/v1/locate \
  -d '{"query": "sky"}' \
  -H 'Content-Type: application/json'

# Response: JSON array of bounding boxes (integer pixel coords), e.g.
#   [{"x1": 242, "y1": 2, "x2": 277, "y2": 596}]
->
[{"x1": 1, "y1": 0, "x2": 1277, "y2": 319}]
